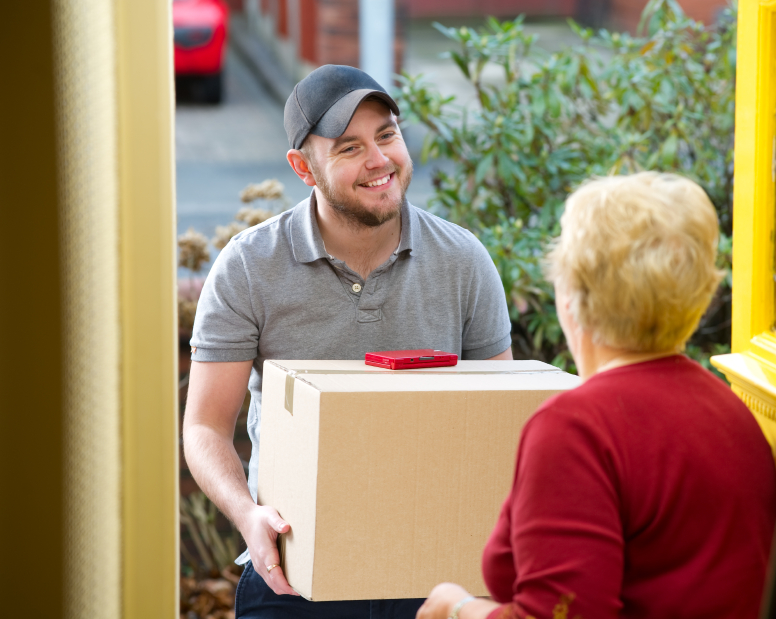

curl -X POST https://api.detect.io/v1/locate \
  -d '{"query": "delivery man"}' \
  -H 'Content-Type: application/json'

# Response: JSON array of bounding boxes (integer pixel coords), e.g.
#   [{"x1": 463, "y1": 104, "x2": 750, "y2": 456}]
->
[{"x1": 183, "y1": 64, "x2": 513, "y2": 619}]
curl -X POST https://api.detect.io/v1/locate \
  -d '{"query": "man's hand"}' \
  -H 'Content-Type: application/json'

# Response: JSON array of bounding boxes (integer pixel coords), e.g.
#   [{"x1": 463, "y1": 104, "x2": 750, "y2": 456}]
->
[{"x1": 242, "y1": 503, "x2": 299, "y2": 596}]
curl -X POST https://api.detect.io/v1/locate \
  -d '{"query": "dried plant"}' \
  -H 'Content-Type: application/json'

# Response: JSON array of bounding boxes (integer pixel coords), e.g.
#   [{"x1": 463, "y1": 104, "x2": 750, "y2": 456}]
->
[
  {"x1": 239, "y1": 178, "x2": 285, "y2": 202},
  {"x1": 180, "y1": 576, "x2": 238, "y2": 619},
  {"x1": 178, "y1": 228, "x2": 211, "y2": 273},
  {"x1": 235, "y1": 206, "x2": 273, "y2": 228},
  {"x1": 178, "y1": 181, "x2": 289, "y2": 334},
  {"x1": 179, "y1": 299, "x2": 198, "y2": 332},
  {"x1": 180, "y1": 491, "x2": 240, "y2": 573},
  {"x1": 212, "y1": 221, "x2": 248, "y2": 250}
]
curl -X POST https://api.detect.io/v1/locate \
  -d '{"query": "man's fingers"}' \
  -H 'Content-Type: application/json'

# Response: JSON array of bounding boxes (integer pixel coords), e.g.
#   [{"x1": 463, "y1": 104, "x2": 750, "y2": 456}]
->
[
  {"x1": 258, "y1": 541, "x2": 281, "y2": 572},
  {"x1": 253, "y1": 544, "x2": 298, "y2": 596},
  {"x1": 262, "y1": 506, "x2": 291, "y2": 534},
  {"x1": 267, "y1": 565, "x2": 299, "y2": 596},
  {"x1": 273, "y1": 518, "x2": 290, "y2": 534},
  {"x1": 253, "y1": 561, "x2": 298, "y2": 596},
  {"x1": 245, "y1": 505, "x2": 295, "y2": 594}
]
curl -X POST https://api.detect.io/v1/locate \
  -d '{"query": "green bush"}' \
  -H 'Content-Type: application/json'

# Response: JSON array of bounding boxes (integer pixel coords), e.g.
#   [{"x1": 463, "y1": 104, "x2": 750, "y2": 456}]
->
[{"x1": 397, "y1": 0, "x2": 735, "y2": 371}]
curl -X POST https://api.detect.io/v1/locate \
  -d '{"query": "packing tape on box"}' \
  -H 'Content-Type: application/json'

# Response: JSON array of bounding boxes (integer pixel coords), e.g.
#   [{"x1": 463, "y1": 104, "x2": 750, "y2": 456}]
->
[{"x1": 282, "y1": 367, "x2": 564, "y2": 414}]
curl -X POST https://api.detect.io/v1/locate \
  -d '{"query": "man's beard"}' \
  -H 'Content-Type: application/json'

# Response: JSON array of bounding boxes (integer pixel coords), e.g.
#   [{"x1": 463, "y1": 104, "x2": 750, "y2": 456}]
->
[{"x1": 314, "y1": 160, "x2": 413, "y2": 228}]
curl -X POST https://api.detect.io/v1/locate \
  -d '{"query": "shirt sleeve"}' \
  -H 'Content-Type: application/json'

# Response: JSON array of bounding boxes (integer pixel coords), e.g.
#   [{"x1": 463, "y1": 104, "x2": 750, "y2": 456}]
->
[
  {"x1": 487, "y1": 403, "x2": 625, "y2": 619},
  {"x1": 461, "y1": 237, "x2": 512, "y2": 359},
  {"x1": 190, "y1": 240, "x2": 260, "y2": 362}
]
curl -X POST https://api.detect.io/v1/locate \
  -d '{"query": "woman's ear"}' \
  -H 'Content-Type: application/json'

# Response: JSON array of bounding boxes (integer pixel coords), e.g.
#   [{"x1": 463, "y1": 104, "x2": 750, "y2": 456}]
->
[{"x1": 287, "y1": 150, "x2": 317, "y2": 187}]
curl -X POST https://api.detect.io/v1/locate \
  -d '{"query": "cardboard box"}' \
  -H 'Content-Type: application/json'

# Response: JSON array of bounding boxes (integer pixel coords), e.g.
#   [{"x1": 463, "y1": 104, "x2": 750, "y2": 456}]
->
[{"x1": 257, "y1": 359, "x2": 581, "y2": 601}]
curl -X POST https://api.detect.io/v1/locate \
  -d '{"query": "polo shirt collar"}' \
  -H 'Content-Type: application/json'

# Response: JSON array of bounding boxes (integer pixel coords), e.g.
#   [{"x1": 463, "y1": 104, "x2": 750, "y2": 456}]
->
[
  {"x1": 290, "y1": 192, "x2": 329, "y2": 264},
  {"x1": 290, "y1": 191, "x2": 418, "y2": 264},
  {"x1": 397, "y1": 199, "x2": 418, "y2": 256}
]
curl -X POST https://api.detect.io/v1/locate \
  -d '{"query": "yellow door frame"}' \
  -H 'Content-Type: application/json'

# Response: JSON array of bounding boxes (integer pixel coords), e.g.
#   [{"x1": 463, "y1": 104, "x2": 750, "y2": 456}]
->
[
  {"x1": 116, "y1": 0, "x2": 179, "y2": 616},
  {"x1": 712, "y1": 0, "x2": 776, "y2": 455}
]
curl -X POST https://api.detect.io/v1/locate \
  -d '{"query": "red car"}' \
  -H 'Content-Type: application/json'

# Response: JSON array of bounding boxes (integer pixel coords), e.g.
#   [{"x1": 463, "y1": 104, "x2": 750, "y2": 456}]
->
[{"x1": 173, "y1": 0, "x2": 229, "y2": 103}]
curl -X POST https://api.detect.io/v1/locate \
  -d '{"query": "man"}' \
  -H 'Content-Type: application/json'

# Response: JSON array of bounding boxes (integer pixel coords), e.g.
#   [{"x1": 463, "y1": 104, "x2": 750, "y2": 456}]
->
[{"x1": 183, "y1": 64, "x2": 512, "y2": 619}]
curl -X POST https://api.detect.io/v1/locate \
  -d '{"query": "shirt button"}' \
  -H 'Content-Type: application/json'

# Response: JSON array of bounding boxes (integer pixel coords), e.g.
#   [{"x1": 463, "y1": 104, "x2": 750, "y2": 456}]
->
[{"x1": 352, "y1": 283, "x2": 362, "y2": 293}]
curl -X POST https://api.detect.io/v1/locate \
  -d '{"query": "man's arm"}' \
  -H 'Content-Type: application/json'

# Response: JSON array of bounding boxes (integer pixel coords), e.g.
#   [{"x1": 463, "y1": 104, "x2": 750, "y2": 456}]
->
[
  {"x1": 458, "y1": 228, "x2": 514, "y2": 361},
  {"x1": 487, "y1": 348, "x2": 513, "y2": 361},
  {"x1": 183, "y1": 360, "x2": 299, "y2": 596}
]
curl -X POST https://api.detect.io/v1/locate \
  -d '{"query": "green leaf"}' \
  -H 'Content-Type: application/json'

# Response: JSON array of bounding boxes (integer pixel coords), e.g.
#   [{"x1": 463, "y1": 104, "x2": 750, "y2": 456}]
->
[
  {"x1": 660, "y1": 132, "x2": 679, "y2": 165},
  {"x1": 420, "y1": 135, "x2": 435, "y2": 164},
  {"x1": 450, "y1": 51, "x2": 471, "y2": 79},
  {"x1": 475, "y1": 152, "x2": 495, "y2": 184},
  {"x1": 548, "y1": 92, "x2": 561, "y2": 118}
]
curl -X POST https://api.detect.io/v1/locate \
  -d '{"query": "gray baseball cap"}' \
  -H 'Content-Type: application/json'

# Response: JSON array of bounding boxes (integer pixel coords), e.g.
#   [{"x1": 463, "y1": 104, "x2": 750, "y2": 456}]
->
[{"x1": 284, "y1": 64, "x2": 400, "y2": 150}]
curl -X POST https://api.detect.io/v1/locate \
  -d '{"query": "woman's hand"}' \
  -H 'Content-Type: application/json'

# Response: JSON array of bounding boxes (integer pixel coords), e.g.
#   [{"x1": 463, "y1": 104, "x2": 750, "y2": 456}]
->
[{"x1": 416, "y1": 583, "x2": 472, "y2": 619}]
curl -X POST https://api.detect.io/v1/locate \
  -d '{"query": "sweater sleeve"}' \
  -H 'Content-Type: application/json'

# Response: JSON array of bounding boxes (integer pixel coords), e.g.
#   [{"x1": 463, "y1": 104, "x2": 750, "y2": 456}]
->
[{"x1": 484, "y1": 403, "x2": 625, "y2": 619}]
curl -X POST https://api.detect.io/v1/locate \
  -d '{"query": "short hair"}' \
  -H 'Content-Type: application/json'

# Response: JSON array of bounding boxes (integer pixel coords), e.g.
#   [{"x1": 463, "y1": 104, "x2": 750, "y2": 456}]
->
[
  {"x1": 545, "y1": 172, "x2": 723, "y2": 353},
  {"x1": 299, "y1": 141, "x2": 316, "y2": 172}
]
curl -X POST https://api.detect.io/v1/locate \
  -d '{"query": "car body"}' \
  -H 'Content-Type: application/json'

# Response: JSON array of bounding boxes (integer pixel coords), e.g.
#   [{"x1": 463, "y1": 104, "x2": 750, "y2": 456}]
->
[{"x1": 173, "y1": 0, "x2": 229, "y2": 103}]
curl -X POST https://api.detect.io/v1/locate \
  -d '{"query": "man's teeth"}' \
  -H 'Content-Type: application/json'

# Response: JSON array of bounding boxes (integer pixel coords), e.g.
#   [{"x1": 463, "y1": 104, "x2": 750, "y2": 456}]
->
[{"x1": 363, "y1": 174, "x2": 391, "y2": 187}]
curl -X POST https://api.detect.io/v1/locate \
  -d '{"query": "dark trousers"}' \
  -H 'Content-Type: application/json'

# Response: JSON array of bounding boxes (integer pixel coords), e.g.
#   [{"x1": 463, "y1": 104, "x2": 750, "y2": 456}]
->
[{"x1": 235, "y1": 562, "x2": 425, "y2": 619}]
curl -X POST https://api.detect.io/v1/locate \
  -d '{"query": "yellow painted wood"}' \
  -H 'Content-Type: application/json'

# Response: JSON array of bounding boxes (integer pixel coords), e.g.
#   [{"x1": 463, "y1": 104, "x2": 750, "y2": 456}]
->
[
  {"x1": 712, "y1": 352, "x2": 776, "y2": 460},
  {"x1": 115, "y1": 0, "x2": 179, "y2": 616},
  {"x1": 712, "y1": 0, "x2": 776, "y2": 457},
  {"x1": 52, "y1": 2, "x2": 123, "y2": 617},
  {"x1": 729, "y1": 0, "x2": 776, "y2": 352}
]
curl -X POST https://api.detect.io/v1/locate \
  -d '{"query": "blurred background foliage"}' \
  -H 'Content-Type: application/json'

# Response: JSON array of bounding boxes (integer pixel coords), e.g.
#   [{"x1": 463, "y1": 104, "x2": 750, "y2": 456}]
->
[{"x1": 397, "y1": 0, "x2": 736, "y2": 373}]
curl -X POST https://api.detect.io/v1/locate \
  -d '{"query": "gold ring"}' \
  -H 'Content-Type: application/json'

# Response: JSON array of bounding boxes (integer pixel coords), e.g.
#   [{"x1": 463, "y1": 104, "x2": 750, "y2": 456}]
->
[{"x1": 266, "y1": 564, "x2": 280, "y2": 573}]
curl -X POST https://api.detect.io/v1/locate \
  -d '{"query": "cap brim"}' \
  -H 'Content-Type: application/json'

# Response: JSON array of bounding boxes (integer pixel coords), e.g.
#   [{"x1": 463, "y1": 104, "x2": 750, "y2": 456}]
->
[{"x1": 310, "y1": 89, "x2": 400, "y2": 140}]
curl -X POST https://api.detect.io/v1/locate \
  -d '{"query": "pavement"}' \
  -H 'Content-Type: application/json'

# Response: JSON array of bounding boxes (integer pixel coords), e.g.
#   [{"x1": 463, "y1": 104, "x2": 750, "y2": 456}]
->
[
  {"x1": 229, "y1": 15, "x2": 295, "y2": 105},
  {"x1": 175, "y1": 15, "x2": 580, "y2": 276}
]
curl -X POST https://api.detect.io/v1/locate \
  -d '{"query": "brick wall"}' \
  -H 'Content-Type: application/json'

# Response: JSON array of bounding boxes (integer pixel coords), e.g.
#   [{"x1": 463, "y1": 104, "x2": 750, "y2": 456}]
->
[
  {"x1": 315, "y1": 0, "x2": 406, "y2": 77},
  {"x1": 317, "y1": 0, "x2": 359, "y2": 66},
  {"x1": 611, "y1": 0, "x2": 729, "y2": 32},
  {"x1": 299, "y1": 0, "x2": 318, "y2": 64},
  {"x1": 407, "y1": 0, "x2": 577, "y2": 18},
  {"x1": 277, "y1": 0, "x2": 289, "y2": 37},
  {"x1": 394, "y1": 0, "x2": 408, "y2": 76}
]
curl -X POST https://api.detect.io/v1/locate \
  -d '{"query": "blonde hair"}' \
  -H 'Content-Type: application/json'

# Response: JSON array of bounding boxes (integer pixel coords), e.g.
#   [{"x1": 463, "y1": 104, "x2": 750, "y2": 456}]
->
[{"x1": 545, "y1": 172, "x2": 723, "y2": 353}]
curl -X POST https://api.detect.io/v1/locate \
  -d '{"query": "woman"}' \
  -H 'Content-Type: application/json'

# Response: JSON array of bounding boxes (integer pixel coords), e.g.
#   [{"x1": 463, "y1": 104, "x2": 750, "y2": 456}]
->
[{"x1": 417, "y1": 173, "x2": 776, "y2": 619}]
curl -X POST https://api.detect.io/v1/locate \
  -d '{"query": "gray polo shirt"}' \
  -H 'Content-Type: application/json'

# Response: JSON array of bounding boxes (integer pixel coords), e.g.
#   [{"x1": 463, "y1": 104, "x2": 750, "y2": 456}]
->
[{"x1": 191, "y1": 194, "x2": 511, "y2": 562}]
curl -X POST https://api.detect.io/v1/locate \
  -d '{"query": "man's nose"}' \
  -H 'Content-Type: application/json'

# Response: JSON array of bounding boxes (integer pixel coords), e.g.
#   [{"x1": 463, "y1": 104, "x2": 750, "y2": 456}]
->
[{"x1": 364, "y1": 141, "x2": 390, "y2": 169}]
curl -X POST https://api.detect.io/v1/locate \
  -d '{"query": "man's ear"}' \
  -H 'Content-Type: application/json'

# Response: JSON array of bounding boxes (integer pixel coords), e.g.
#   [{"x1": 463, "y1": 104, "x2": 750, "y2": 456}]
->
[{"x1": 287, "y1": 150, "x2": 317, "y2": 187}]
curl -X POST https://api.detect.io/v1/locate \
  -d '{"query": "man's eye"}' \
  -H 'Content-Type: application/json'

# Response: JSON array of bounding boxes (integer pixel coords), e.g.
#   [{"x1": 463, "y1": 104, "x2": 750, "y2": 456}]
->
[
  {"x1": 341, "y1": 146, "x2": 356, "y2": 154},
  {"x1": 380, "y1": 132, "x2": 395, "y2": 140}
]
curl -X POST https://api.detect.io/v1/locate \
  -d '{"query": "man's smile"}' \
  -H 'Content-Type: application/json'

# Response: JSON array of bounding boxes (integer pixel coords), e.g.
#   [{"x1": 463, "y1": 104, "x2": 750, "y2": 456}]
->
[{"x1": 359, "y1": 172, "x2": 395, "y2": 189}]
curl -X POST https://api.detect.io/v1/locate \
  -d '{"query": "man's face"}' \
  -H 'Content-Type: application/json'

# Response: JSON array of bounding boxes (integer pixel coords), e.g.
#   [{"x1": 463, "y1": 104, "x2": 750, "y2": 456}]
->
[{"x1": 304, "y1": 100, "x2": 413, "y2": 228}]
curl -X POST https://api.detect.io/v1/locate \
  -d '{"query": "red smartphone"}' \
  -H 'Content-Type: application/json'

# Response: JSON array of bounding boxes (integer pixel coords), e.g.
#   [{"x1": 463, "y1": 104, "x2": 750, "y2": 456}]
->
[{"x1": 365, "y1": 349, "x2": 458, "y2": 370}]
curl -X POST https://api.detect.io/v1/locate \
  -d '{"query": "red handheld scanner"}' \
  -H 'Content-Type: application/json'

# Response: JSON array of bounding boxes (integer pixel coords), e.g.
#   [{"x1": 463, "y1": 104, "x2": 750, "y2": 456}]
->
[{"x1": 364, "y1": 349, "x2": 459, "y2": 370}]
